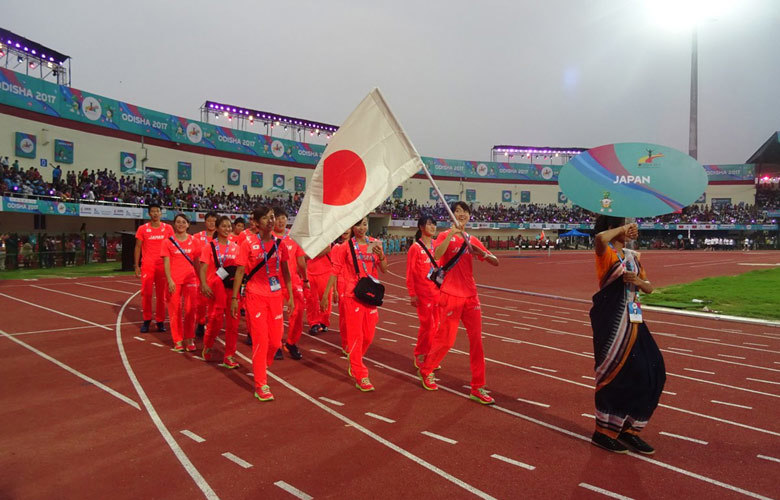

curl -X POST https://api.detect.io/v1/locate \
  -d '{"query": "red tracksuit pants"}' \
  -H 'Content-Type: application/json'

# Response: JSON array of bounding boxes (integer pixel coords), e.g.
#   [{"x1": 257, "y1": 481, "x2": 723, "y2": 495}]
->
[
  {"x1": 306, "y1": 273, "x2": 332, "y2": 327},
  {"x1": 285, "y1": 285, "x2": 305, "y2": 345},
  {"x1": 344, "y1": 296, "x2": 379, "y2": 380},
  {"x1": 203, "y1": 280, "x2": 239, "y2": 359},
  {"x1": 141, "y1": 263, "x2": 167, "y2": 322},
  {"x1": 421, "y1": 293, "x2": 486, "y2": 389},
  {"x1": 196, "y1": 292, "x2": 209, "y2": 326},
  {"x1": 245, "y1": 292, "x2": 284, "y2": 388},
  {"x1": 414, "y1": 296, "x2": 440, "y2": 358},
  {"x1": 166, "y1": 282, "x2": 198, "y2": 344},
  {"x1": 337, "y1": 283, "x2": 348, "y2": 351}
]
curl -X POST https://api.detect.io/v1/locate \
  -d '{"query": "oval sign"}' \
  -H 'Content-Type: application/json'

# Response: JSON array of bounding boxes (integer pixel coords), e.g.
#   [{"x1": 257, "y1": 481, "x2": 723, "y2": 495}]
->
[{"x1": 558, "y1": 143, "x2": 708, "y2": 218}]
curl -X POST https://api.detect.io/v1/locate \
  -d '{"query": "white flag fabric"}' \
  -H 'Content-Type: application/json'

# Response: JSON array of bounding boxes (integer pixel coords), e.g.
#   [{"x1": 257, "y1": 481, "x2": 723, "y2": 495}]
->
[{"x1": 290, "y1": 88, "x2": 424, "y2": 257}]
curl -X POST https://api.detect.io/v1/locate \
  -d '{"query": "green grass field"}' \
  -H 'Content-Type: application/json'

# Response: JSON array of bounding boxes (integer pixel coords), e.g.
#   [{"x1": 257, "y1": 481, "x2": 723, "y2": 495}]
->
[
  {"x1": 0, "y1": 262, "x2": 133, "y2": 280},
  {"x1": 642, "y1": 267, "x2": 780, "y2": 321}
]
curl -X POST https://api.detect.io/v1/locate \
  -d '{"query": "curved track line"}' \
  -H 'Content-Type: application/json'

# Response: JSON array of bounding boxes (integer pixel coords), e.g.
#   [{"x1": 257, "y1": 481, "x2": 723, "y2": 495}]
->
[
  {"x1": 115, "y1": 291, "x2": 219, "y2": 500},
  {"x1": 223, "y1": 341, "x2": 496, "y2": 500}
]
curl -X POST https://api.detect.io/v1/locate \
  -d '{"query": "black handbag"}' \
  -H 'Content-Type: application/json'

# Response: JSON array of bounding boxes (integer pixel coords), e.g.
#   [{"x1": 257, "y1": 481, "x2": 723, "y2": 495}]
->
[
  {"x1": 427, "y1": 239, "x2": 468, "y2": 288},
  {"x1": 349, "y1": 239, "x2": 384, "y2": 307},
  {"x1": 210, "y1": 241, "x2": 237, "y2": 289}
]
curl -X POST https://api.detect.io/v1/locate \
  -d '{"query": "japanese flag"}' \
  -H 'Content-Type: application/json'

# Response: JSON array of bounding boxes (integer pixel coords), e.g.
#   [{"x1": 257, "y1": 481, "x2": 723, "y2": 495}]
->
[{"x1": 290, "y1": 88, "x2": 424, "y2": 257}]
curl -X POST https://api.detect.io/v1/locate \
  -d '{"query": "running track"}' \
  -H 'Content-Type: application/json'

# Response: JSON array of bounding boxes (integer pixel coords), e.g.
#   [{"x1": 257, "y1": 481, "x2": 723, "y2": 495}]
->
[{"x1": 0, "y1": 251, "x2": 778, "y2": 499}]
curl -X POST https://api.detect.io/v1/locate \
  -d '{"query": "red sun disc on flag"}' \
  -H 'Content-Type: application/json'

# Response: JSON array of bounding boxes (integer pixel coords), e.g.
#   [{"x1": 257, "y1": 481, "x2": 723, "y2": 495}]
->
[{"x1": 322, "y1": 149, "x2": 367, "y2": 206}]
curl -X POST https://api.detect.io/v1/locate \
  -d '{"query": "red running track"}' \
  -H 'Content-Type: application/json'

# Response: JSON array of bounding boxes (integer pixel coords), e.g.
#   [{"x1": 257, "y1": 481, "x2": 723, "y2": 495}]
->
[{"x1": 0, "y1": 250, "x2": 778, "y2": 499}]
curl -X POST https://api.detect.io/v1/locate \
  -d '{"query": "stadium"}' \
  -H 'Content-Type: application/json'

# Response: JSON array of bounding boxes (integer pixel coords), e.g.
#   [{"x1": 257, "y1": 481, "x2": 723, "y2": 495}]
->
[{"x1": 1, "y1": 12, "x2": 779, "y2": 500}]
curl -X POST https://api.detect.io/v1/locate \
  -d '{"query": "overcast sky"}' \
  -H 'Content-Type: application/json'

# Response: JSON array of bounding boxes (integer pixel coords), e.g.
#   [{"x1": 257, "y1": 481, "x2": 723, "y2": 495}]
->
[{"x1": 5, "y1": 0, "x2": 779, "y2": 164}]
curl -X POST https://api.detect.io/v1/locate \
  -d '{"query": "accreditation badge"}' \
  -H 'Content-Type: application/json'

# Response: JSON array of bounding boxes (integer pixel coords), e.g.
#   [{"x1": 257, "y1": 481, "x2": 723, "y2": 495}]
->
[
  {"x1": 269, "y1": 276, "x2": 281, "y2": 292},
  {"x1": 216, "y1": 267, "x2": 229, "y2": 280},
  {"x1": 628, "y1": 301, "x2": 643, "y2": 324}
]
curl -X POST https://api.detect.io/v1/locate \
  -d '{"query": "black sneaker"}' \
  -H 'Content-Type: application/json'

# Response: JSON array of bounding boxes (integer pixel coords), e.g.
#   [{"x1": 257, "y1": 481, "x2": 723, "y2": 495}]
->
[
  {"x1": 156, "y1": 322, "x2": 166, "y2": 333},
  {"x1": 618, "y1": 433, "x2": 655, "y2": 455},
  {"x1": 140, "y1": 320, "x2": 151, "y2": 333},
  {"x1": 195, "y1": 323, "x2": 205, "y2": 338},
  {"x1": 309, "y1": 324, "x2": 322, "y2": 336},
  {"x1": 284, "y1": 343, "x2": 303, "y2": 360},
  {"x1": 274, "y1": 348, "x2": 283, "y2": 360},
  {"x1": 591, "y1": 431, "x2": 629, "y2": 454},
  {"x1": 245, "y1": 334, "x2": 252, "y2": 346},
  {"x1": 320, "y1": 323, "x2": 328, "y2": 333}
]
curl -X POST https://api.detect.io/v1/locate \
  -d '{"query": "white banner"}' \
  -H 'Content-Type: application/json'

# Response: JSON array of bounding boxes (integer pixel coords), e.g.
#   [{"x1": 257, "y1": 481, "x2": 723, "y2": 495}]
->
[{"x1": 79, "y1": 204, "x2": 143, "y2": 218}]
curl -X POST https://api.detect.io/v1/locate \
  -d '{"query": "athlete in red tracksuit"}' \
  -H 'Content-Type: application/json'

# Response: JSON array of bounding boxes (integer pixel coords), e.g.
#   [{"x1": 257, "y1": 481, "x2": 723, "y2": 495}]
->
[
  {"x1": 272, "y1": 207, "x2": 306, "y2": 360},
  {"x1": 323, "y1": 217, "x2": 388, "y2": 392},
  {"x1": 194, "y1": 212, "x2": 218, "y2": 337},
  {"x1": 231, "y1": 206, "x2": 293, "y2": 402},
  {"x1": 199, "y1": 216, "x2": 240, "y2": 368},
  {"x1": 161, "y1": 213, "x2": 202, "y2": 352},
  {"x1": 306, "y1": 247, "x2": 333, "y2": 334},
  {"x1": 134, "y1": 203, "x2": 174, "y2": 333},
  {"x1": 238, "y1": 222, "x2": 257, "y2": 345},
  {"x1": 406, "y1": 215, "x2": 441, "y2": 370},
  {"x1": 332, "y1": 229, "x2": 352, "y2": 353},
  {"x1": 418, "y1": 202, "x2": 499, "y2": 405}
]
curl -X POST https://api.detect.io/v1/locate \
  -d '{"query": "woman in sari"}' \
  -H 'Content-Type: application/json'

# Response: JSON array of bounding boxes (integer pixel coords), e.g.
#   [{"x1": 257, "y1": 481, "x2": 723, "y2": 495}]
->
[{"x1": 590, "y1": 216, "x2": 665, "y2": 455}]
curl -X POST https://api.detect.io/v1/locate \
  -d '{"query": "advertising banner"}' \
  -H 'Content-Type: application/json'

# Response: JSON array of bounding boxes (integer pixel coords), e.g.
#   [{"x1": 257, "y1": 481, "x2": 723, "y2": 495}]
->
[
  {"x1": 15, "y1": 132, "x2": 36, "y2": 158},
  {"x1": 54, "y1": 139, "x2": 74, "y2": 164},
  {"x1": 444, "y1": 194, "x2": 460, "y2": 203},
  {"x1": 559, "y1": 143, "x2": 708, "y2": 218},
  {"x1": 120, "y1": 152, "x2": 136, "y2": 173},
  {"x1": 429, "y1": 187, "x2": 437, "y2": 200},
  {"x1": 422, "y1": 157, "x2": 560, "y2": 182},
  {"x1": 273, "y1": 174, "x2": 285, "y2": 190},
  {"x1": 466, "y1": 189, "x2": 477, "y2": 202},
  {"x1": 294, "y1": 176, "x2": 306, "y2": 192},
  {"x1": 392, "y1": 186, "x2": 403, "y2": 199},
  {"x1": 37, "y1": 199, "x2": 79, "y2": 216},
  {"x1": 227, "y1": 168, "x2": 240, "y2": 186},
  {"x1": 703, "y1": 164, "x2": 755, "y2": 182},
  {"x1": 558, "y1": 191, "x2": 568, "y2": 204},
  {"x1": 3, "y1": 196, "x2": 38, "y2": 213},
  {"x1": 520, "y1": 190, "x2": 531, "y2": 203},
  {"x1": 251, "y1": 171, "x2": 263, "y2": 188},
  {"x1": 79, "y1": 204, "x2": 144, "y2": 218},
  {"x1": 502, "y1": 190, "x2": 512, "y2": 202},
  {"x1": 177, "y1": 162, "x2": 192, "y2": 181}
]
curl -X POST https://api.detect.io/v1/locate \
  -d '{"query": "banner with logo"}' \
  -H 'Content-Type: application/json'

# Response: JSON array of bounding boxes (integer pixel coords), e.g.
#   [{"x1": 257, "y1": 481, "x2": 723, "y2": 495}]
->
[
  {"x1": 251, "y1": 171, "x2": 263, "y2": 188},
  {"x1": 120, "y1": 152, "x2": 136, "y2": 173},
  {"x1": 392, "y1": 186, "x2": 403, "y2": 199},
  {"x1": 558, "y1": 143, "x2": 708, "y2": 218},
  {"x1": 227, "y1": 168, "x2": 240, "y2": 186},
  {"x1": 695, "y1": 192, "x2": 706, "y2": 204},
  {"x1": 520, "y1": 190, "x2": 531, "y2": 203},
  {"x1": 444, "y1": 194, "x2": 460, "y2": 203},
  {"x1": 423, "y1": 157, "x2": 560, "y2": 182},
  {"x1": 15, "y1": 132, "x2": 36, "y2": 158},
  {"x1": 466, "y1": 189, "x2": 477, "y2": 202},
  {"x1": 177, "y1": 162, "x2": 192, "y2": 180},
  {"x1": 38, "y1": 199, "x2": 79, "y2": 216},
  {"x1": 502, "y1": 190, "x2": 512, "y2": 202},
  {"x1": 79, "y1": 204, "x2": 144, "y2": 218},
  {"x1": 429, "y1": 187, "x2": 437, "y2": 200},
  {"x1": 2, "y1": 196, "x2": 38, "y2": 213},
  {"x1": 558, "y1": 191, "x2": 568, "y2": 204},
  {"x1": 272, "y1": 174, "x2": 285, "y2": 190},
  {"x1": 703, "y1": 164, "x2": 755, "y2": 182},
  {"x1": 54, "y1": 139, "x2": 74, "y2": 164},
  {"x1": 294, "y1": 176, "x2": 306, "y2": 192}
]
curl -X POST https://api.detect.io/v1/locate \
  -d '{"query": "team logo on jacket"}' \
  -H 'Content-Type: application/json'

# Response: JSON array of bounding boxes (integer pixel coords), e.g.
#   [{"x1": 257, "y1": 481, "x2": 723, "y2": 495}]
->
[{"x1": 252, "y1": 245, "x2": 260, "y2": 250}]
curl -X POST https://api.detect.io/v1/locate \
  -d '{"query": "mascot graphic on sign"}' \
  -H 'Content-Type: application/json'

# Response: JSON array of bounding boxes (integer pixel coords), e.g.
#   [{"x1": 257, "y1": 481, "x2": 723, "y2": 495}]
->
[{"x1": 600, "y1": 191, "x2": 613, "y2": 213}]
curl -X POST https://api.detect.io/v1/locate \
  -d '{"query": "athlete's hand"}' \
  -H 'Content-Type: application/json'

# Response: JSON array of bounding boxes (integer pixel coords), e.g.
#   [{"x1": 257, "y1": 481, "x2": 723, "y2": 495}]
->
[
  {"x1": 320, "y1": 295, "x2": 329, "y2": 311},
  {"x1": 286, "y1": 295, "x2": 295, "y2": 314},
  {"x1": 410, "y1": 296, "x2": 418, "y2": 307},
  {"x1": 623, "y1": 271, "x2": 641, "y2": 285},
  {"x1": 450, "y1": 222, "x2": 464, "y2": 236},
  {"x1": 167, "y1": 280, "x2": 176, "y2": 294},
  {"x1": 134, "y1": 265, "x2": 141, "y2": 278},
  {"x1": 624, "y1": 223, "x2": 639, "y2": 240},
  {"x1": 230, "y1": 299, "x2": 239, "y2": 318},
  {"x1": 200, "y1": 283, "x2": 213, "y2": 299}
]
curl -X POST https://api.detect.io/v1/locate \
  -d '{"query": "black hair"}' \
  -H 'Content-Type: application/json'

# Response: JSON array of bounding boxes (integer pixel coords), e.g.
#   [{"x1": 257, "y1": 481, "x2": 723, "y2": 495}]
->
[
  {"x1": 173, "y1": 213, "x2": 189, "y2": 224},
  {"x1": 251, "y1": 205, "x2": 272, "y2": 222},
  {"x1": 273, "y1": 206, "x2": 288, "y2": 218},
  {"x1": 350, "y1": 217, "x2": 368, "y2": 238},
  {"x1": 214, "y1": 216, "x2": 232, "y2": 238},
  {"x1": 451, "y1": 201, "x2": 471, "y2": 214},
  {"x1": 593, "y1": 215, "x2": 625, "y2": 235},
  {"x1": 148, "y1": 202, "x2": 162, "y2": 211},
  {"x1": 233, "y1": 217, "x2": 245, "y2": 226},
  {"x1": 205, "y1": 211, "x2": 218, "y2": 221},
  {"x1": 415, "y1": 215, "x2": 436, "y2": 240}
]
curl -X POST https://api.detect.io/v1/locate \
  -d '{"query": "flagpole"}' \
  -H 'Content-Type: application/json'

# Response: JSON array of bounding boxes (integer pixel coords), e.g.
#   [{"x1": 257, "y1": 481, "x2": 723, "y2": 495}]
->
[{"x1": 420, "y1": 163, "x2": 458, "y2": 225}]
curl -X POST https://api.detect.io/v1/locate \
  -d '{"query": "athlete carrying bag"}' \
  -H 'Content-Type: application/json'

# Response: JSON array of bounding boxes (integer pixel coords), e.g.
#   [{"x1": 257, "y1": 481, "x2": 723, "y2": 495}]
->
[
  {"x1": 239, "y1": 238, "x2": 280, "y2": 295},
  {"x1": 209, "y1": 241, "x2": 237, "y2": 289},
  {"x1": 427, "y1": 239, "x2": 468, "y2": 288},
  {"x1": 349, "y1": 239, "x2": 384, "y2": 307}
]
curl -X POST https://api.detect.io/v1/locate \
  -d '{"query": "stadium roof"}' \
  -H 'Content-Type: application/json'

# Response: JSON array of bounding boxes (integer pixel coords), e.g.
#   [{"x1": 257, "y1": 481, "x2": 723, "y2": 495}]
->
[{"x1": 746, "y1": 131, "x2": 780, "y2": 164}]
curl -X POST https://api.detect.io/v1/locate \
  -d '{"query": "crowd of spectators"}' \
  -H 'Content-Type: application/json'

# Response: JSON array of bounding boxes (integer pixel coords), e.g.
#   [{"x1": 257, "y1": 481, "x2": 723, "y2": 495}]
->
[
  {"x1": 0, "y1": 231, "x2": 120, "y2": 270},
  {"x1": 1, "y1": 156, "x2": 778, "y2": 225}
]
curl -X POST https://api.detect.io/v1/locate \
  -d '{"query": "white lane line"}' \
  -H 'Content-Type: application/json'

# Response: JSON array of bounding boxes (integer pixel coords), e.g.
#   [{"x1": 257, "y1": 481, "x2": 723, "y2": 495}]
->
[
  {"x1": 30, "y1": 285, "x2": 120, "y2": 306},
  {"x1": 309, "y1": 349, "x2": 327, "y2": 355},
  {"x1": 491, "y1": 453, "x2": 535, "y2": 471},
  {"x1": 77, "y1": 282, "x2": 135, "y2": 295},
  {"x1": 757, "y1": 454, "x2": 780, "y2": 464},
  {"x1": 180, "y1": 430, "x2": 206, "y2": 443},
  {"x1": 581, "y1": 413, "x2": 596, "y2": 419},
  {"x1": 133, "y1": 336, "x2": 145, "y2": 341},
  {"x1": 151, "y1": 342, "x2": 164, "y2": 347},
  {"x1": 581, "y1": 351, "x2": 591, "y2": 355},
  {"x1": 0, "y1": 329, "x2": 140, "y2": 411},
  {"x1": 717, "y1": 354, "x2": 746, "y2": 360},
  {"x1": 365, "y1": 412, "x2": 396, "y2": 424},
  {"x1": 463, "y1": 385, "x2": 491, "y2": 393},
  {"x1": 502, "y1": 339, "x2": 522, "y2": 344},
  {"x1": 516, "y1": 398, "x2": 550, "y2": 408},
  {"x1": 659, "y1": 432, "x2": 708, "y2": 445},
  {"x1": 744, "y1": 342, "x2": 769, "y2": 347},
  {"x1": 222, "y1": 452, "x2": 253, "y2": 469},
  {"x1": 514, "y1": 326, "x2": 530, "y2": 331},
  {"x1": 581, "y1": 376, "x2": 593, "y2": 380},
  {"x1": 0, "y1": 292, "x2": 114, "y2": 330},
  {"x1": 667, "y1": 372, "x2": 780, "y2": 399},
  {"x1": 711, "y1": 400, "x2": 753, "y2": 410},
  {"x1": 484, "y1": 322, "x2": 499, "y2": 326},
  {"x1": 746, "y1": 377, "x2": 780, "y2": 386},
  {"x1": 578, "y1": 483, "x2": 634, "y2": 500},
  {"x1": 115, "y1": 292, "x2": 218, "y2": 499},
  {"x1": 306, "y1": 331, "x2": 774, "y2": 500},
  {"x1": 227, "y1": 343, "x2": 496, "y2": 499},
  {"x1": 668, "y1": 347, "x2": 693, "y2": 353},
  {"x1": 530, "y1": 366, "x2": 557, "y2": 373},
  {"x1": 663, "y1": 391, "x2": 677, "y2": 396},
  {"x1": 421, "y1": 431, "x2": 458, "y2": 445},
  {"x1": 698, "y1": 337, "x2": 720, "y2": 341},
  {"x1": 684, "y1": 368, "x2": 715, "y2": 375},
  {"x1": 495, "y1": 313, "x2": 510, "y2": 317},
  {"x1": 379, "y1": 337, "x2": 398, "y2": 343},
  {"x1": 529, "y1": 308, "x2": 543, "y2": 312},
  {"x1": 246, "y1": 372, "x2": 254, "y2": 377},
  {"x1": 551, "y1": 319, "x2": 568, "y2": 324},
  {"x1": 384, "y1": 321, "x2": 397, "y2": 325},
  {"x1": 318, "y1": 397, "x2": 344, "y2": 406},
  {"x1": 274, "y1": 481, "x2": 313, "y2": 500},
  {"x1": 7, "y1": 321, "x2": 143, "y2": 337}
]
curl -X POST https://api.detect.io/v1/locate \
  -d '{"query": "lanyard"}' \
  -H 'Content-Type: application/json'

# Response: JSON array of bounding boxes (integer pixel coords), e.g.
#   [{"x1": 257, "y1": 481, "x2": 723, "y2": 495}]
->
[
  {"x1": 257, "y1": 235, "x2": 279, "y2": 276},
  {"x1": 213, "y1": 241, "x2": 229, "y2": 267},
  {"x1": 352, "y1": 237, "x2": 374, "y2": 276},
  {"x1": 608, "y1": 243, "x2": 638, "y2": 300},
  {"x1": 417, "y1": 239, "x2": 436, "y2": 272}
]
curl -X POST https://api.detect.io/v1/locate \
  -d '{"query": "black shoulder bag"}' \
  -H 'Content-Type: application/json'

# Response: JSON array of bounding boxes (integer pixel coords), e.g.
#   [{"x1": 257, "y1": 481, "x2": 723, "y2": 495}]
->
[
  {"x1": 428, "y1": 239, "x2": 468, "y2": 288},
  {"x1": 210, "y1": 241, "x2": 237, "y2": 289},
  {"x1": 349, "y1": 239, "x2": 385, "y2": 307},
  {"x1": 239, "y1": 237, "x2": 280, "y2": 295}
]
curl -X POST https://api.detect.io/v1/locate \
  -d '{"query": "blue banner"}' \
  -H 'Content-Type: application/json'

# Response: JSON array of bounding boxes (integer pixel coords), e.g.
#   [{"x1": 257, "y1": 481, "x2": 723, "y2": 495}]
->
[
  {"x1": 54, "y1": 139, "x2": 73, "y2": 164},
  {"x1": 177, "y1": 162, "x2": 192, "y2": 181},
  {"x1": 15, "y1": 132, "x2": 36, "y2": 158},
  {"x1": 227, "y1": 168, "x2": 240, "y2": 186},
  {"x1": 251, "y1": 171, "x2": 263, "y2": 188}
]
